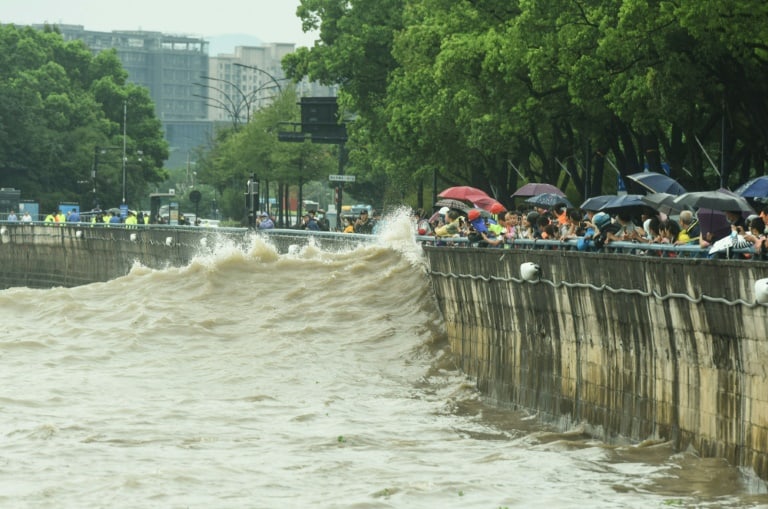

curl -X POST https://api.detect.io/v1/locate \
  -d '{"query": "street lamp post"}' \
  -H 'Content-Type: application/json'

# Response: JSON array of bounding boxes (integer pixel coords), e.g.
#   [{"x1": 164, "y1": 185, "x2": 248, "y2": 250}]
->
[
  {"x1": 92, "y1": 145, "x2": 120, "y2": 209},
  {"x1": 198, "y1": 75, "x2": 252, "y2": 126},
  {"x1": 196, "y1": 75, "x2": 280, "y2": 127},
  {"x1": 232, "y1": 63, "x2": 285, "y2": 93},
  {"x1": 122, "y1": 101, "x2": 127, "y2": 204}
]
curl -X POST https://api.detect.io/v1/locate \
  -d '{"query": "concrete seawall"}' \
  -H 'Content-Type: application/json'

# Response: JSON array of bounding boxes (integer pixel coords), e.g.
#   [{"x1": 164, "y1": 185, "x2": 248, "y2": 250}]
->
[
  {"x1": 424, "y1": 246, "x2": 768, "y2": 479},
  {"x1": 2, "y1": 223, "x2": 768, "y2": 479},
  {"x1": 0, "y1": 223, "x2": 373, "y2": 289}
]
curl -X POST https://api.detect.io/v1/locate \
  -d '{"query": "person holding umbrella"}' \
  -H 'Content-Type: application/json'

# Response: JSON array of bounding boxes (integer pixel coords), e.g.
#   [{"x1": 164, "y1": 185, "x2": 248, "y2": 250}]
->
[{"x1": 725, "y1": 210, "x2": 747, "y2": 234}]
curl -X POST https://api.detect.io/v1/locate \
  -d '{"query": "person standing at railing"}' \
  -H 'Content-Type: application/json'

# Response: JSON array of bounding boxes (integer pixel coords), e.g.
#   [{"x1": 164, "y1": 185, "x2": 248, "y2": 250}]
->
[
  {"x1": 257, "y1": 212, "x2": 274, "y2": 229},
  {"x1": 354, "y1": 209, "x2": 373, "y2": 234},
  {"x1": 342, "y1": 216, "x2": 355, "y2": 233},
  {"x1": 674, "y1": 210, "x2": 700, "y2": 245},
  {"x1": 21, "y1": 211, "x2": 31, "y2": 222},
  {"x1": 434, "y1": 210, "x2": 462, "y2": 238},
  {"x1": 519, "y1": 212, "x2": 538, "y2": 240},
  {"x1": 725, "y1": 210, "x2": 747, "y2": 235},
  {"x1": 758, "y1": 204, "x2": 768, "y2": 234},
  {"x1": 743, "y1": 217, "x2": 766, "y2": 258},
  {"x1": 605, "y1": 212, "x2": 639, "y2": 244},
  {"x1": 124, "y1": 211, "x2": 138, "y2": 228},
  {"x1": 503, "y1": 211, "x2": 521, "y2": 242},
  {"x1": 6, "y1": 210, "x2": 17, "y2": 221},
  {"x1": 316, "y1": 209, "x2": 330, "y2": 231},
  {"x1": 560, "y1": 208, "x2": 584, "y2": 241}
]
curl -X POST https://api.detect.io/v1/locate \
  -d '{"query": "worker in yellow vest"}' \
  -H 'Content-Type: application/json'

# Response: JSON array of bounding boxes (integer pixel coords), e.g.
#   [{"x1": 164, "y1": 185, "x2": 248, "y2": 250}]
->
[{"x1": 124, "y1": 210, "x2": 138, "y2": 228}]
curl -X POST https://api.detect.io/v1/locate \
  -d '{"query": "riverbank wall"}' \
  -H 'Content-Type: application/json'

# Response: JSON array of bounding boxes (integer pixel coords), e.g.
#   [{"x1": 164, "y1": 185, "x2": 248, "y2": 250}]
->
[
  {"x1": 2, "y1": 223, "x2": 768, "y2": 479},
  {"x1": 0, "y1": 223, "x2": 372, "y2": 288},
  {"x1": 424, "y1": 245, "x2": 768, "y2": 479}
]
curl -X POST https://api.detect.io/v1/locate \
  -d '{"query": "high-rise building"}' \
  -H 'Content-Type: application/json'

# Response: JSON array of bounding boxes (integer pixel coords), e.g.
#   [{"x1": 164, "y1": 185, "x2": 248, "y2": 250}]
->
[
  {"x1": 32, "y1": 25, "x2": 338, "y2": 169},
  {"x1": 40, "y1": 25, "x2": 212, "y2": 169}
]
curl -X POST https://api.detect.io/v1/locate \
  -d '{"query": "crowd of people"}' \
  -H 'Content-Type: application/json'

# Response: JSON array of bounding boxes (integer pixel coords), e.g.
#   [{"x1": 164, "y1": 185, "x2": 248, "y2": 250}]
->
[
  {"x1": 416, "y1": 201, "x2": 768, "y2": 259},
  {"x1": 6, "y1": 198, "x2": 767, "y2": 258},
  {"x1": 257, "y1": 208, "x2": 378, "y2": 234},
  {"x1": 2, "y1": 208, "x2": 207, "y2": 226}
]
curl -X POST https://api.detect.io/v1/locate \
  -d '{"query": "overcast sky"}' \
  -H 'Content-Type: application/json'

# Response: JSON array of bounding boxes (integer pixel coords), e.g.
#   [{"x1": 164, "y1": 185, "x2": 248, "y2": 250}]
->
[{"x1": 0, "y1": 0, "x2": 318, "y2": 49}]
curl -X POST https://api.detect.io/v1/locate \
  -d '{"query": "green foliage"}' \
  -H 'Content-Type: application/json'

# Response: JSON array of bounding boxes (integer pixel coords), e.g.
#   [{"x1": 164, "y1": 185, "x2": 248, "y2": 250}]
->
[
  {"x1": 192, "y1": 87, "x2": 338, "y2": 221},
  {"x1": 0, "y1": 24, "x2": 167, "y2": 212},
  {"x1": 285, "y1": 0, "x2": 768, "y2": 207}
]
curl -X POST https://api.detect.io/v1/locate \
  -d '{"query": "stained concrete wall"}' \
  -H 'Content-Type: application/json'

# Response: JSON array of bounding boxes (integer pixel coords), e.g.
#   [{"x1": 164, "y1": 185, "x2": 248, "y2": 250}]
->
[{"x1": 424, "y1": 246, "x2": 768, "y2": 479}]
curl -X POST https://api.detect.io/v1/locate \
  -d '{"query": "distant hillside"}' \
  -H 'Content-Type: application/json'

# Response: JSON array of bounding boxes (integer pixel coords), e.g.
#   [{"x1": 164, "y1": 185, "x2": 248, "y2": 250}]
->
[{"x1": 206, "y1": 33, "x2": 263, "y2": 56}]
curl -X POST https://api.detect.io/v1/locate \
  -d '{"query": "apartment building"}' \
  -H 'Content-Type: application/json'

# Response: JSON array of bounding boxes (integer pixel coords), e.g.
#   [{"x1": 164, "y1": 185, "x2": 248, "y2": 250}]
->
[{"x1": 35, "y1": 25, "x2": 337, "y2": 169}]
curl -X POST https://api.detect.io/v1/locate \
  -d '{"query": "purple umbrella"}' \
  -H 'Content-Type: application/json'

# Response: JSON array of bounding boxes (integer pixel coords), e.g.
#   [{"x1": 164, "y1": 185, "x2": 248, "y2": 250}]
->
[
  {"x1": 512, "y1": 183, "x2": 564, "y2": 198},
  {"x1": 696, "y1": 208, "x2": 732, "y2": 240}
]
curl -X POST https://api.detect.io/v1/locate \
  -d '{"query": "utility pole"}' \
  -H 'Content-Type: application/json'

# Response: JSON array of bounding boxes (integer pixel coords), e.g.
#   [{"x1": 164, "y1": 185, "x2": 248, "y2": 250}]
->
[{"x1": 122, "y1": 101, "x2": 127, "y2": 204}]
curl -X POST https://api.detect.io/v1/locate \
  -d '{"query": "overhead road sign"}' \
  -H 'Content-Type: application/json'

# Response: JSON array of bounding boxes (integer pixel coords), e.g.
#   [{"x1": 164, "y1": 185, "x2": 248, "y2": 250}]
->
[{"x1": 329, "y1": 175, "x2": 355, "y2": 182}]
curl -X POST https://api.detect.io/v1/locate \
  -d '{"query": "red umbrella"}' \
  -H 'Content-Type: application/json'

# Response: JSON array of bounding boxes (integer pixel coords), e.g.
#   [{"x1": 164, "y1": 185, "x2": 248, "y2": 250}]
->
[
  {"x1": 511, "y1": 182, "x2": 564, "y2": 198},
  {"x1": 438, "y1": 186, "x2": 490, "y2": 201},
  {"x1": 471, "y1": 195, "x2": 506, "y2": 213}
]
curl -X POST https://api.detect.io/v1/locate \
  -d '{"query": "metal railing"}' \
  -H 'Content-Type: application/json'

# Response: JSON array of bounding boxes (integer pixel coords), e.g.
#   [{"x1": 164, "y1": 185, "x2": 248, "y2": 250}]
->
[{"x1": 0, "y1": 220, "x2": 762, "y2": 260}]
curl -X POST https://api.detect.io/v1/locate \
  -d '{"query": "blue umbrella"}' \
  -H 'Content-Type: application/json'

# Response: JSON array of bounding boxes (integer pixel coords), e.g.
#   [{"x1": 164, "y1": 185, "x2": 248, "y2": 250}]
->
[
  {"x1": 626, "y1": 172, "x2": 687, "y2": 195},
  {"x1": 734, "y1": 176, "x2": 768, "y2": 198},
  {"x1": 525, "y1": 193, "x2": 573, "y2": 208}
]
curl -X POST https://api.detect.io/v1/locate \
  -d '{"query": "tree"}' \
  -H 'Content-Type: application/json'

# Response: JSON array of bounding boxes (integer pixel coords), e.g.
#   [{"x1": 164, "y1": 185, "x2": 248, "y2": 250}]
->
[
  {"x1": 193, "y1": 87, "x2": 337, "y2": 224},
  {"x1": 0, "y1": 24, "x2": 168, "y2": 212},
  {"x1": 283, "y1": 0, "x2": 768, "y2": 207}
]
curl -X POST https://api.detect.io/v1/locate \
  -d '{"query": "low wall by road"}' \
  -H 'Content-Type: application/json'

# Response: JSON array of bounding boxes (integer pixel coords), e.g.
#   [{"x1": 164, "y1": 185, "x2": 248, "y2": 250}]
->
[
  {"x1": 0, "y1": 223, "x2": 373, "y2": 289},
  {"x1": 424, "y1": 246, "x2": 768, "y2": 479}
]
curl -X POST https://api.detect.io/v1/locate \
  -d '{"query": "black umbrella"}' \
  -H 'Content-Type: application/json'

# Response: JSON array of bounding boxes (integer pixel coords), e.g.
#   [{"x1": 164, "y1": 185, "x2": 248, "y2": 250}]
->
[
  {"x1": 434, "y1": 198, "x2": 471, "y2": 213},
  {"x1": 580, "y1": 195, "x2": 615, "y2": 211},
  {"x1": 640, "y1": 192, "x2": 685, "y2": 215},
  {"x1": 626, "y1": 172, "x2": 687, "y2": 195},
  {"x1": 525, "y1": 193, "x2": 573, "y2": 208},
  {"x1": 672, "y1": 191, "x2": 754, "y2": 213},
  {"x1": 599, "y1": 194, "x2": 646, "y2": 212}
]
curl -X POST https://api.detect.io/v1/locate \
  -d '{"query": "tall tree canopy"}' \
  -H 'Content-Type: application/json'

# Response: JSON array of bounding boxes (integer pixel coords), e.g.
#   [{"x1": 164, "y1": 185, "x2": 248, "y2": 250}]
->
[
  {"x1": 285, "y1": 0, "x2": 768, "y2": 207},
  {"x1": 0, "y1": 24, "x2": 168, "y2": 212}
]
